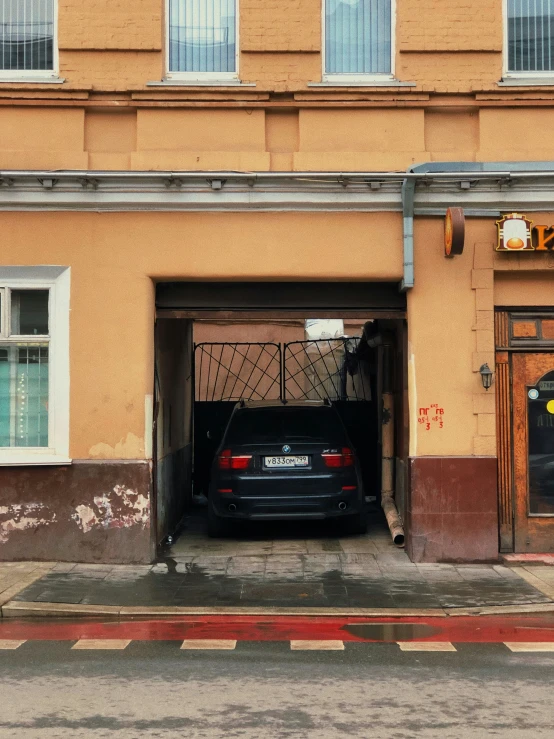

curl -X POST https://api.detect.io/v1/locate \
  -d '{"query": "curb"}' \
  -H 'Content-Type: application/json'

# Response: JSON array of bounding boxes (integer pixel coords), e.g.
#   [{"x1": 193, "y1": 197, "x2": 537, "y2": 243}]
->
[
  {"x1": 3, "y1": 600, "x2": 554, "y2": 619},
  {"x1": 1, "y1": 602, "x2": 447, "y2": 619}
]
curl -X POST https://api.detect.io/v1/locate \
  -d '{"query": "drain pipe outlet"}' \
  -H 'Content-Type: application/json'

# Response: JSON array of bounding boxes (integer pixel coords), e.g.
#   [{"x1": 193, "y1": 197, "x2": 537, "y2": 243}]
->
[{"x1": 380, "y1": 338, "x2": 405, "y2": 548}]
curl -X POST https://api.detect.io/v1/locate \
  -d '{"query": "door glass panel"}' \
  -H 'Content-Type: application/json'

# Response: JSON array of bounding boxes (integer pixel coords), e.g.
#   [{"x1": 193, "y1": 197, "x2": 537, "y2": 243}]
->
[{"x1": 528, "y1": 370, "x2": 554, "y2": 514}]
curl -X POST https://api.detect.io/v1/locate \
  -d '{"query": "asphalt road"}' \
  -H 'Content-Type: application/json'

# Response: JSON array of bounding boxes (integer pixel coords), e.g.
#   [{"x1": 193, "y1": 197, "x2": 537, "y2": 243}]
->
[{"x1": 1, "y1": 639, "x2": 554, "y2": 738}]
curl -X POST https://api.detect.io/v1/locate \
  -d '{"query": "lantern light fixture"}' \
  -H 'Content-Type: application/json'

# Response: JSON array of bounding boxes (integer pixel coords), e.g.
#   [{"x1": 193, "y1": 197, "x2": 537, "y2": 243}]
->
[{"x1": 479, "y1": 363, "x2": 493, "y2": 391}]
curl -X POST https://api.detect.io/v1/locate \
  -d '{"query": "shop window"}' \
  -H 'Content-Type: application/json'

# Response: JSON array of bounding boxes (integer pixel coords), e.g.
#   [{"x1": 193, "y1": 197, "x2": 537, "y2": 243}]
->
[
  {"x1": 0, "y1": 0, "x2": 56, "y2": 76},
  {"x1": 0, "y1": 268, "x2": 69, "y2": 465},
  {"x1": 324, "y1": 0, "x2": 394, "y2": 81},
  {"x1": 167, "y1": 0, "x2": 238, "y2": 81},
  {"x1": 506, "y1": 0, "x2": 554, "y2": 74}
]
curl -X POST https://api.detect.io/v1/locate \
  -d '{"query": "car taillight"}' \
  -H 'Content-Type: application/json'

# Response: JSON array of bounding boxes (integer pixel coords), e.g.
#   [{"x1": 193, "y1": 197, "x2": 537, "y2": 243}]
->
[
  {"x1": 218, "y1": 449, "x2": 252, "y2": 470},
  {"x1": 322, "y1": 447, "x2": 354, "y2": 468}
]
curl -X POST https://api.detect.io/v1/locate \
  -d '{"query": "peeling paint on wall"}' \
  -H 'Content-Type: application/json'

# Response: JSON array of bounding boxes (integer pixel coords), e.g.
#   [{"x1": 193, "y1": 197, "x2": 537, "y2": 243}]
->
[
  {"x1": 88, "y1": 432, "x2": 145, "y2": 460},
  {"x1": 0, "y1": 503, "x2": 57, "y2": 543},
  {"x1": 71, "y1": 505, "x2": 98, "y2": 534},
  {"x1": 71, "y1": 486, "x2": 150, "y2": 533}
]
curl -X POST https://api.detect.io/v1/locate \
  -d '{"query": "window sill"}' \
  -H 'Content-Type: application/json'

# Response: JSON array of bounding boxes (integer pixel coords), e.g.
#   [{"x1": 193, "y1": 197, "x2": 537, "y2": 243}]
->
[
  {"x1": 498, "y1": 77, "x2": 554, "y2": 87},
  {"x1": 308, "y1": 79, "x2": 416, "y2": 88},
  {"x1": 0, "y1": 453, "x2": 72, "y2": 466},
  {"x1": 147, "y1": 79, "x2": 255, "y2": 87},
  {"x1": 0, "y1": 76, "x2": 65, "y2": 84}
]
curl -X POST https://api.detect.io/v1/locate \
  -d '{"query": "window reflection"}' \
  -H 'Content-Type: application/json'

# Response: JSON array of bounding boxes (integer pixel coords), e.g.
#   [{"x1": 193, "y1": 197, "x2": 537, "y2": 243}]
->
[{"x1": 528, "y1": 370, "x2": 554, "y2": 514}]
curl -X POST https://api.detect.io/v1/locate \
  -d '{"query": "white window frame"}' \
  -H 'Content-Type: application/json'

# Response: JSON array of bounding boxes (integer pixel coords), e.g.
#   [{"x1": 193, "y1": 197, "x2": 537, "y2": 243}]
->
[
  {"x1": 322, "y1": 0, "x2": 396, "y2": 84},
  {"x1": 0, "y1": 287, "x2": 5, "y2": 339},
  {"x1": 502, "y1": 0, "x2": 554, "y2": 81},
  {"x1": 0, "y1": 267, "x2": 70, "y2": 466},
  {"x1": 164, "y1": 0, "x2": 239, "y2": 83},
  {"x1": 0, "y1": 0, "x2": 60, "y2": 82}
]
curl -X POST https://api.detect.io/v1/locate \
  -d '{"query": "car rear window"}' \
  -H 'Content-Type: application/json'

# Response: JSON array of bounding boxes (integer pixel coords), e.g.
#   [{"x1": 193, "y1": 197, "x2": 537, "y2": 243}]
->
[{"x1": 224, "y1": 406, "x2": 348, "y2": 444}]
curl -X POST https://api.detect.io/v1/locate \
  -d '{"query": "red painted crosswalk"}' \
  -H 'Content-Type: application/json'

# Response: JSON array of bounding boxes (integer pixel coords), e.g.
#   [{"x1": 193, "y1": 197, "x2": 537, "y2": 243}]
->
[{"x1": 1, "y1": 613, "x2": 554, "y2": 644}]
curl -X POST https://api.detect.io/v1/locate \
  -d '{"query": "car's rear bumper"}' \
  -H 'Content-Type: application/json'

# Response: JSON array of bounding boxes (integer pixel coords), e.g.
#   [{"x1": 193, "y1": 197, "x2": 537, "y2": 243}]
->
[{"x1": 210, "y1": 489, "x2": 364, "y2": 520}]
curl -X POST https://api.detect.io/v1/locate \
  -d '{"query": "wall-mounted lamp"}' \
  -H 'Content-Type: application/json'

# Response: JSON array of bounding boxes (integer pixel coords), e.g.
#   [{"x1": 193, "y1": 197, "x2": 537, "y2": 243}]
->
[{"x1": 479, "y1": 363, "x2": 493, "y2": 391}]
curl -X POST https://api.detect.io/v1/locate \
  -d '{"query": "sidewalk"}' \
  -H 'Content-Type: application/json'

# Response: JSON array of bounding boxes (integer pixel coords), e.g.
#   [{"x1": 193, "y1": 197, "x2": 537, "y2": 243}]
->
[
  {"x1": 0, "y1": 562, "x2": 56, "y2": 610},
  {"x1": 2, "y1": 554, "x2": 553, "y2": 618},
  {"x1": 3, "y1": 509, "x2": 554, "y2": 618}
]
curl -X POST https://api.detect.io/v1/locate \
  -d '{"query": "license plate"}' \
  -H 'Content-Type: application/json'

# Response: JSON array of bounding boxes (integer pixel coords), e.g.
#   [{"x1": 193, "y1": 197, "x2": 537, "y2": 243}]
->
[{"x1": 264, "y1": 455, "x2": 309, "y2": 469}]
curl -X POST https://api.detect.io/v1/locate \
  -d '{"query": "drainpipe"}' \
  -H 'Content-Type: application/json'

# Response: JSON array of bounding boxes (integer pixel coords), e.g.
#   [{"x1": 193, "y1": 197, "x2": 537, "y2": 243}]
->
[
  {"x1": 365, "y1": 326, "x2": 405, "y2": 547},
  {"x1": 400, "y1": 176, "x2": 416, "y2": 292},
  {"x1": 380, "y1": 337, "x2": 405, "y2": 548},
  {"x1": 400, "y1": 160, "x2": 554, "y2": 291}
]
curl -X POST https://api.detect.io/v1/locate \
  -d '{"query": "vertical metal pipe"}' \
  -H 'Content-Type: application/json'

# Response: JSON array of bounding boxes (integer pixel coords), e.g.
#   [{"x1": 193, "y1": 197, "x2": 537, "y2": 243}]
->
[
  {"x1": 400, "y1": 176, "x2": 415, "y2": 291},
  {"x1": 380, "y1": 339, "x2": 405, "y2": 548}
]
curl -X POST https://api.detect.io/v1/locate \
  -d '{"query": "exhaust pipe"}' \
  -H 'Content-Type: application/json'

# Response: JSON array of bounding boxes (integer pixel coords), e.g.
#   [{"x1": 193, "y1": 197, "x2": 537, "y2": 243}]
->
[
  {"x1": 338, "y1": 501, "x2": 347, "y2": 511},
  {"x1": 228, "y1": 504, "x2": 237, "y2": 512}
]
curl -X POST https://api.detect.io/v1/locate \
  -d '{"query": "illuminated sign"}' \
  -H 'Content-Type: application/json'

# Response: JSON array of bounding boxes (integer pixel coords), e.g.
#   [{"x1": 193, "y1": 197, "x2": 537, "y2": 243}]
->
[
  {"x1": 444, "y1": 207, "x2": 465, "y2": 257},
  {"x1": 496, "y1": 213, "x2": 554, "y2": 252},
  {"x1": 496, "y1": 213, "x2": 534, "y2": 251}
]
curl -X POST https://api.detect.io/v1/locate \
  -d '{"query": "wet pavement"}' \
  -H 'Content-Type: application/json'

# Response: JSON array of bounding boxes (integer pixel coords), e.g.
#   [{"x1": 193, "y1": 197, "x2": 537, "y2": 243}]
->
[
  {"x1": 8, "y1": 506, "x2": 552, "y2": 611},
  {"x1": 2, "y1": 631, "x2": 554, "y2": 738}
]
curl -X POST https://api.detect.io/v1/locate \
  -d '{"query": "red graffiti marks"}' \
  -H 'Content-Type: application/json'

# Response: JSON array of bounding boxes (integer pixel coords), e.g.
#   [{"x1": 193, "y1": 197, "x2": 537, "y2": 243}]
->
[{"x1": 418, "y1": 404, "x2": 445, "y2": 431}]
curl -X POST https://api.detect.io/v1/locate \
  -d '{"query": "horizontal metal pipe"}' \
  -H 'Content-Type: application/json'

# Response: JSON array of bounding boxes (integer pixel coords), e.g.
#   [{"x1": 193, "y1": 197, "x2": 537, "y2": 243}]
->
[
  {"x1": 3, "y1": 168, "x2": 554, "y2": 183},
  {"x1": 0, "y1": 169, "x2": 539, "y2": 181}
]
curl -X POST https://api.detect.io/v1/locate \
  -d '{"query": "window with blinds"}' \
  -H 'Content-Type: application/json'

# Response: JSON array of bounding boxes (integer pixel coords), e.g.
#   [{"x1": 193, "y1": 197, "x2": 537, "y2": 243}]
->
[
  {"x1": 324, "y1": 0, "x2": 393, "y2": 77},
  {"x1": 0, "y1": 0, "x2": 54, "y2": 73},
  {"x1": 168, "y1": 0, "x2": 237, "y2": 77},
  {"x1": 507, "y1": 0, "x2": 554, "y2": 73}
]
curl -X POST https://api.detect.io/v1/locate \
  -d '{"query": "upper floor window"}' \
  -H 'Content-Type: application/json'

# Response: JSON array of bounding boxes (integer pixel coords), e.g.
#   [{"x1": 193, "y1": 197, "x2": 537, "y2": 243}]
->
[
  {"x1": 507, "y1": 0, "x2": 554, "y2": 74},
  {"x1": 167, "y1": 0, "x2": 238, "y2": 81},
  {"x1": 324, "y1": 0, "x2": 393, "y2": 80},
  {"x1": 0, "y1": 0, "x2": 55, "y2": 76}
]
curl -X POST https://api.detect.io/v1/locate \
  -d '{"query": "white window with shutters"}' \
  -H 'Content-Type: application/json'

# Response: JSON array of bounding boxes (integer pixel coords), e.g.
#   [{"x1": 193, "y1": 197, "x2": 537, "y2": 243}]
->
[
  {"x1": 0, "y1": 0, "x2": 58, "y2": 79},
  {"x1": 505, "y1": 0, "x2": 554, "y2": 78},
  {"x1": 323, "y1": 0, "x2": 395, "y2": 82},
  {"x1": 0, "y1": 268, "x2": 69, "y2": 466},
  {"x1": 166, "y1": 0, "x2": 239, "y2": 82}
]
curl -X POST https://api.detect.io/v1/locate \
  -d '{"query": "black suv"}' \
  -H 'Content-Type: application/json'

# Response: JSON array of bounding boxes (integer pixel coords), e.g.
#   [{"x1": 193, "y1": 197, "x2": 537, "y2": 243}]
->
[{"x1": 207, "y1": 400, "x2": 367, "y2": 536}]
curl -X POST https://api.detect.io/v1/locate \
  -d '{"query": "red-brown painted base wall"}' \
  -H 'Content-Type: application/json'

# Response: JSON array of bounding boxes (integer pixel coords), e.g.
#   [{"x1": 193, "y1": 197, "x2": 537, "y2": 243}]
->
[
  {"x1": 407, "y1": 456, "x2": 499, "y2": 563},
  {"x1": 0, "y1": 462, "x2": 153, "y2": 564}
]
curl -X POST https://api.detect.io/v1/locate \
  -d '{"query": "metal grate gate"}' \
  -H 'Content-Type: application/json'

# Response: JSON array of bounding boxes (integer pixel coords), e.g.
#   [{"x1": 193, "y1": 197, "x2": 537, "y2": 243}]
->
[
  {"x1": 195, "y1": 342, "x2": 282, "y2": 401},
  {"x1": 283, "y1": 338, "x2": 370, "y2": 402},
  {"x1": 195, "y1": 338, "x2": 369, "y2": 403},
  {"x1": 193, "y1": 339, "x2": 377, "y2": 496}
]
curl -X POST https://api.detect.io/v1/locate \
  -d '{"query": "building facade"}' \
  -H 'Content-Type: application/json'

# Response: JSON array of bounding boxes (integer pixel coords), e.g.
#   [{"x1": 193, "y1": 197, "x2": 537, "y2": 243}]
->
[{"x1": 1, "y1": 0, "x2": 554, "y2": 564}]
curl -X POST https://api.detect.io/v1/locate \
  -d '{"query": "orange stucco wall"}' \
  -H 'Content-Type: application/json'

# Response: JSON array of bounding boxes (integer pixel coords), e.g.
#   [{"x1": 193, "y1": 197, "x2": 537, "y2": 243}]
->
[
  {"x1": 409, "y1": 216, "x2": 554, "y2": 459},
  {"x1": 5, "y1": 103, "x2": 554, "y2": 173},
  {"x1": 0, "y1": 1, "x2": 551, "y2": 171},
  {"x1": 1, "y1": 0, "x2": 554, "y2": 469},
  {"x1": 1, "y1": 210, "x2": 401, "y2": 460},
  {"x1": 495, "y1": 273, "x2": 554, "y2": 306}
]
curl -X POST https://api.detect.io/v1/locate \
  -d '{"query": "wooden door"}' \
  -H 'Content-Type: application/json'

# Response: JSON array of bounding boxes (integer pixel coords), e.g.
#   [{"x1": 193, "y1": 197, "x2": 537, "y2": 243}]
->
[{"x1": 513, "y1": 353, "x2": 554, "y2": 552}]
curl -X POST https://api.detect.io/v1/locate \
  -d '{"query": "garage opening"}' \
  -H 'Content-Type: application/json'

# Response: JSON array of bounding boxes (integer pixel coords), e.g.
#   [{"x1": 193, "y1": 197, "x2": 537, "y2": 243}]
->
[{"x1": 153, "y1": 283, "x2": 407, "y2": 558}]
